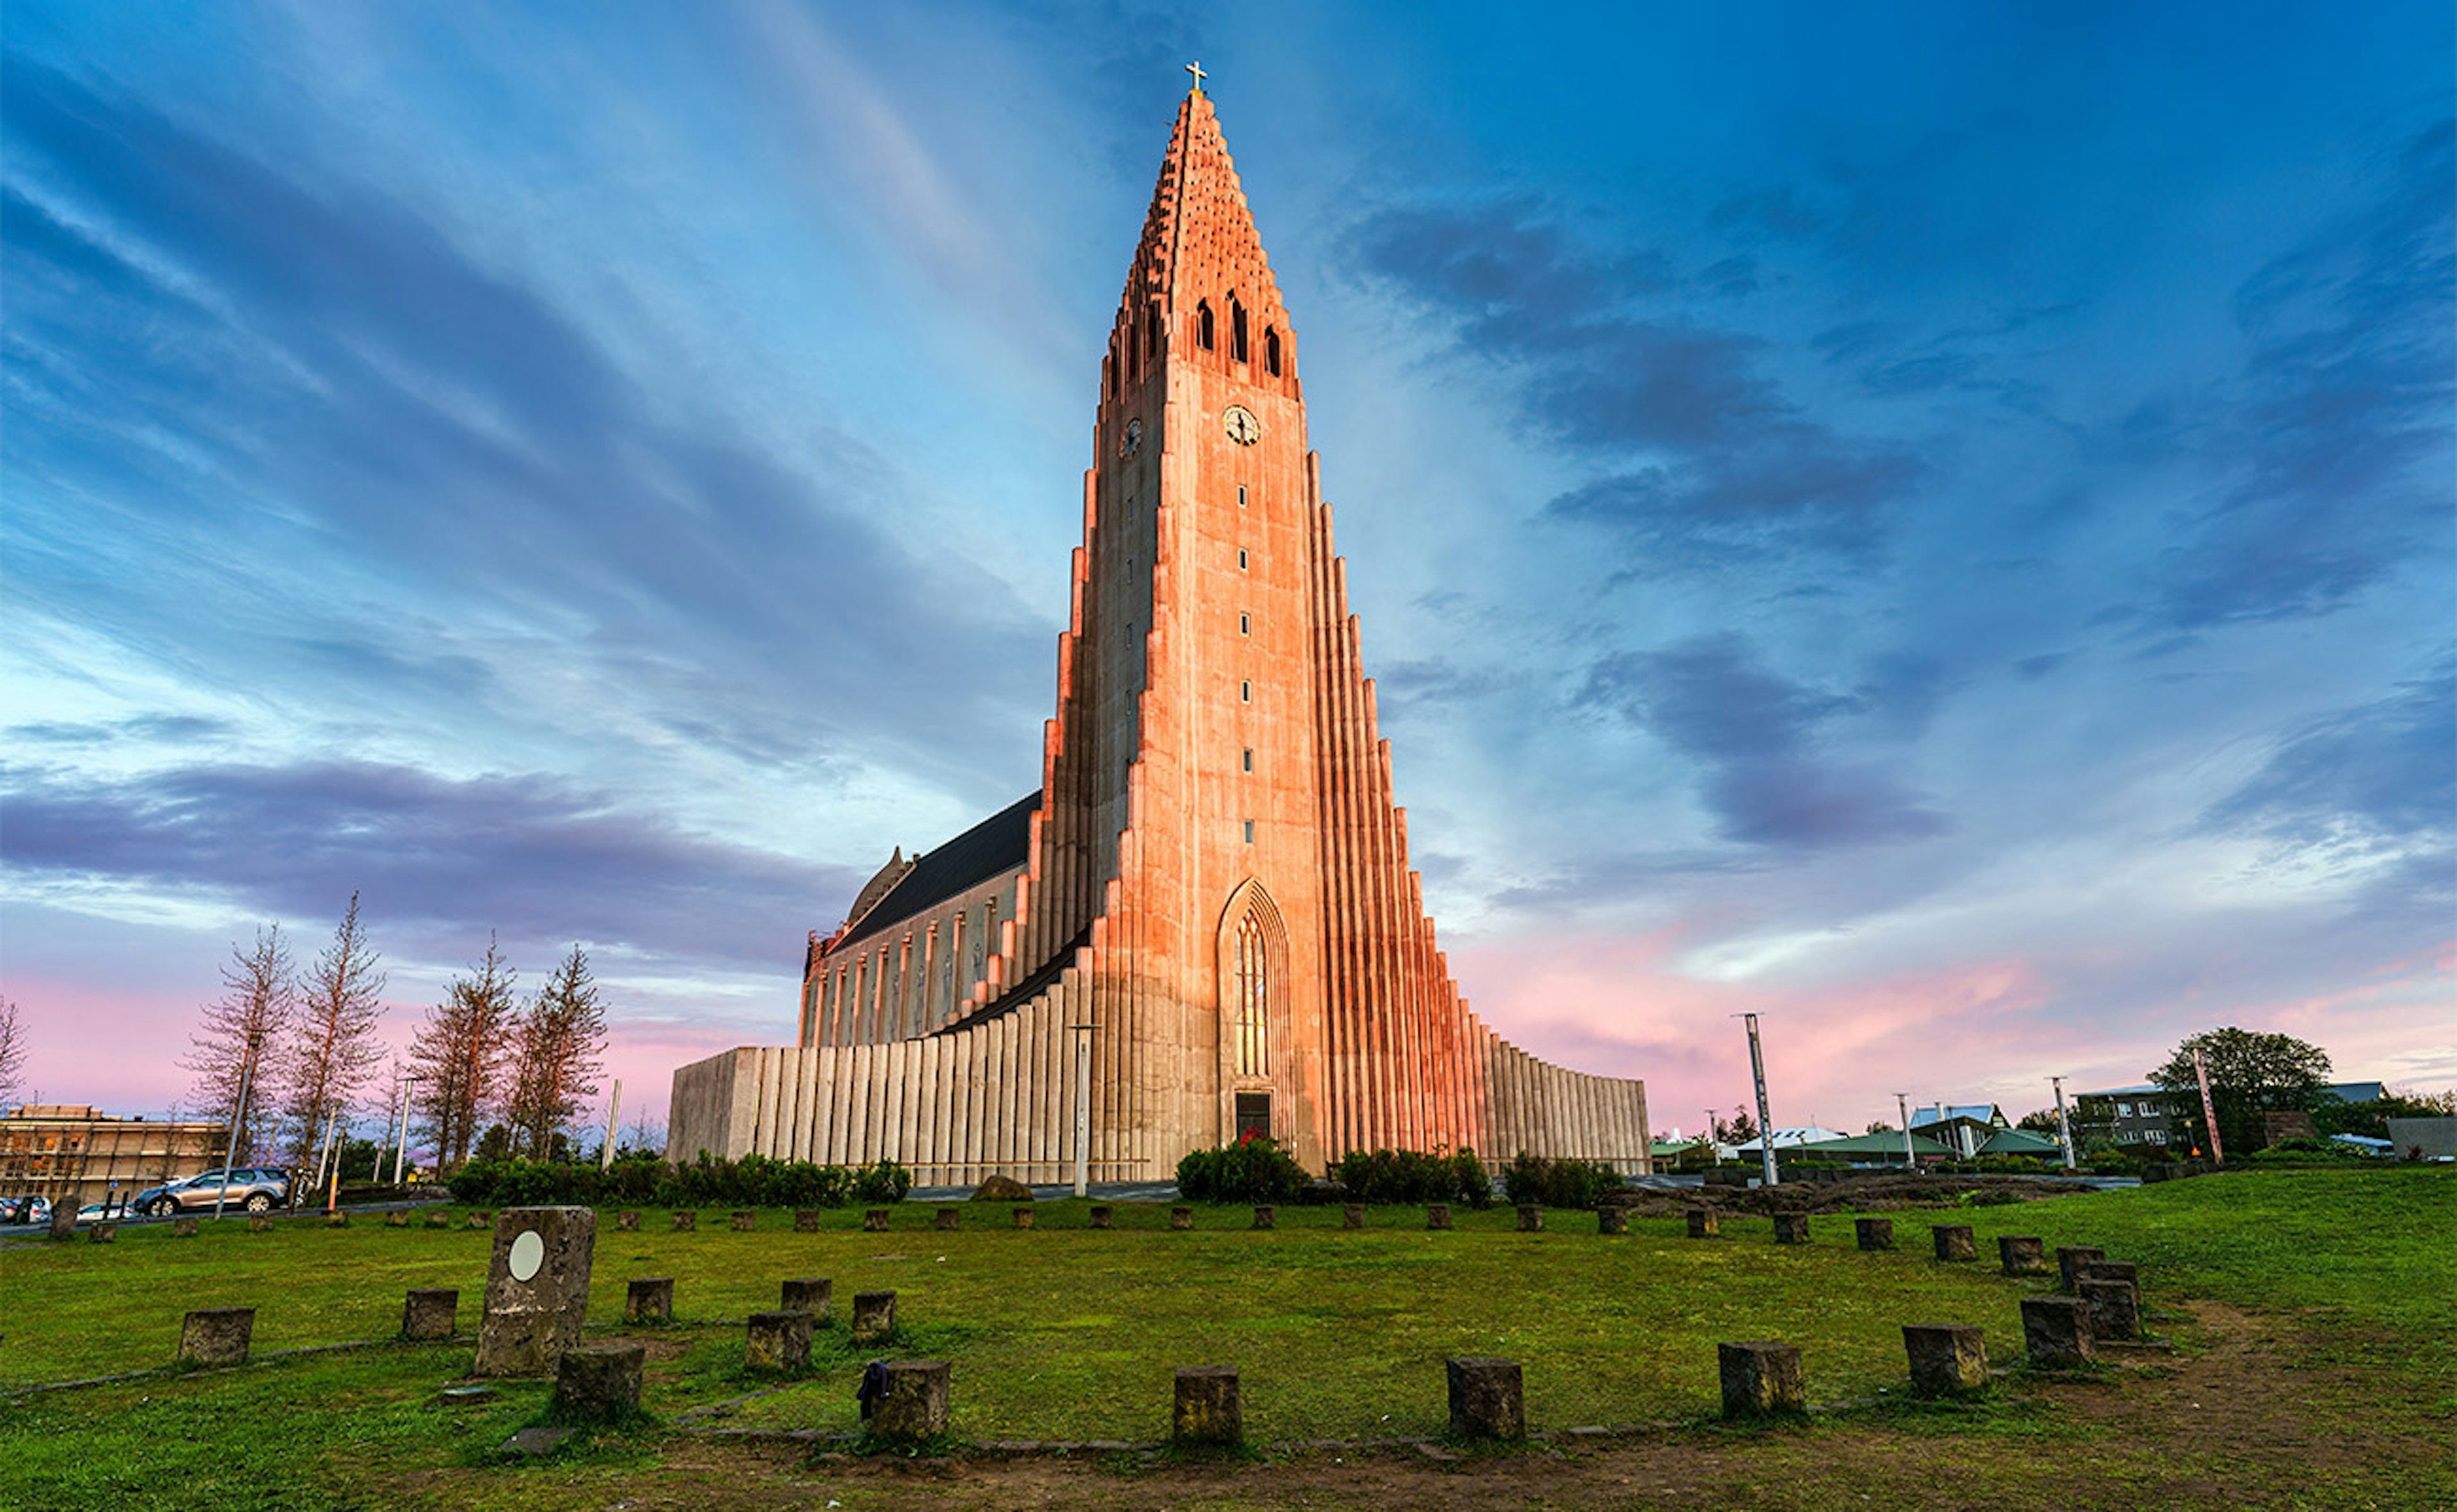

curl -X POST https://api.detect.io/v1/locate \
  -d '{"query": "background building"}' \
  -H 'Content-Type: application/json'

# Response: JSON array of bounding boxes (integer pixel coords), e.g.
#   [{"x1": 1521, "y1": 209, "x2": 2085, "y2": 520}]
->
[{"x1": 0, "y1": 1104, "x2": 231, "y2": 1212}]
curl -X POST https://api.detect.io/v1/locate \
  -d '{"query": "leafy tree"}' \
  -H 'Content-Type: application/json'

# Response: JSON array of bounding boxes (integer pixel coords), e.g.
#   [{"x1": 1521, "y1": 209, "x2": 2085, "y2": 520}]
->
[
  {"x1": 281, "y1": 894, "x2": 389, "y2": 1182},
  {"x1": 0, "y1": 996, "x2": 25, "y2": 1108},
  {"x1": 178, "y1": 926, "x2": 293, "y2": 1161},
  {"x1": 1713, "y1": 1106, "x2": 1758, "y2": 1144},
  {"x1": 2310, "y1": 1087, "x2": 2457, "y2": 1141},
  {"x1": 503, "y1": 945, "x2": 608, "y2": 1160},
  {"x1": 2150, "y1": 1026, "x2": 2331, "y2": 1156},
  {"x1": 2016, "y1": 1107, "x2": 2062, "y2": 1133},
  {"x1": 408, "y1": 934, "x2": 518, "y2": 1168}
]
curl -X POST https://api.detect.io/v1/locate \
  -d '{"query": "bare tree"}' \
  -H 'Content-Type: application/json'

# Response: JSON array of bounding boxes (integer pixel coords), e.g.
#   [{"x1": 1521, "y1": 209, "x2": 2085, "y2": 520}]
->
[
  {"x1": 177, "y1": 928, "x2": 293, "y2": 1161},
  {"x1": 503, "y1": 944, "x2": 607, "y2": 1160},
  {"x1": 0, "y1": 997, "x2": 25, "y2": 1109},
  {"x1": 408, "y1": 934, "x2": 517, "y2": 1168},
  {"x1": 281, "y1": 893, "x2": 388, "y2": 1181}
]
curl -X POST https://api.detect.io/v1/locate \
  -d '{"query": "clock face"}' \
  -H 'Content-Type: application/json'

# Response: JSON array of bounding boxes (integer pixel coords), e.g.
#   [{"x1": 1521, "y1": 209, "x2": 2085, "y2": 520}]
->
[
  {"x1": 1121, "y1": 417, "x2": 1144, "y2": 458},
  {"x1": 1221, "y1": 404, "x2": 1260, "y2": 446}
]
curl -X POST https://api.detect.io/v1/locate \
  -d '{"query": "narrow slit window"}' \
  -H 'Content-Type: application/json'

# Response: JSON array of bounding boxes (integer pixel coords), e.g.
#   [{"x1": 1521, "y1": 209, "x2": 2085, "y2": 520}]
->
[
  {"x1": 1146, "y1": 301, "x2": 1159, "y2": 359},
  {"x1": 1230, "y1": 299, "x2": 1249, "y2": 363},
  {"x1": 1241, "y1": 748, "x2": 1253, "y2": 772},
  {"x1": 1234, "y1": 908, "x2": 1266, "y2": 1072},
  {"x1": 1197, "y1": 299, "x2": 1215, "y2": 351},
  {"x1": 1237, "y1": 548, "x2": 1248, "y2": 570},
  {"x1": 1264, "y1": 326, "x2": 1282, "y2": 376},
  {"x1": 1243, "y1": 820, "x2": 1256, "y2": 845},
  {"x1": 1239, "y1": 612, "x2": 1250, "y2": 635},
  {"x1": 1240, "y1": 680, "x2": 1252, "y2": 702},
  {"x1": 1238, "y1": 484, "x2": 1248, "y2": 507}
]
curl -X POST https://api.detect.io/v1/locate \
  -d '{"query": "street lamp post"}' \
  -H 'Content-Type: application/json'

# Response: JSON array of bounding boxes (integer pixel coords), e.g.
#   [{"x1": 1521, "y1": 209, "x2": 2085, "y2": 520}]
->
[
  {"x1": 2051, "y1": 1076, "x2": 2076, "y2": 1171},
  {"x1": 1742, "y1": 1014, "x2": 1778, "y2": 1188},
  {"x1": 1895, "y1": 1092, "x2": 1914, "y2": 1168}
]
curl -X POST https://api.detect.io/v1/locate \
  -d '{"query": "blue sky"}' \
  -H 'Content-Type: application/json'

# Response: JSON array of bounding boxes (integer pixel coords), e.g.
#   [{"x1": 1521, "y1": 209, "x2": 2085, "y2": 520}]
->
[{"x1": 4, "y1": 1, "x2": 2449, "y2": 1139}]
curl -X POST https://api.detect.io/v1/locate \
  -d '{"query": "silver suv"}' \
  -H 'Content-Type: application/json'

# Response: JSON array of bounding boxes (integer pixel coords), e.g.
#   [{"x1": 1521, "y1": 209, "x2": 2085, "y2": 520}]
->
[{"x1": 134, "y1": 1167, "x2": 293, "y2": 1216}]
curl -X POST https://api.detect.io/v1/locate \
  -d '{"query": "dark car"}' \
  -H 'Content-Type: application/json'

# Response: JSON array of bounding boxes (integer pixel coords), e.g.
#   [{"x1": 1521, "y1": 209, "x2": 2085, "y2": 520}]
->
[{"x1": 132, "y1": 1167, "x2": 293, "y2": 1216}]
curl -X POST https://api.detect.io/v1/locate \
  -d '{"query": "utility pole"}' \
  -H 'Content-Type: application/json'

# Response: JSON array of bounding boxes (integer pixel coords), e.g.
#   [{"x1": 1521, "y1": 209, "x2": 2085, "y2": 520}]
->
[
  {"x1": 600, "y1": 1079, "x2": 623, "y2": 1172},
  {"x1": 213, "y1": 1031, "x2": 263, "y2": 1222},
  {"x1": 2191, "y1": 1045, "x2": 2225, "y2": 1165},
  {"x1": 2051, "y1": 1076, "x2": 2076, "y2": 1170},
  {"x1": 394, "y1": 1074, "x2": 419, "y2": 1184},
  {"x1": 1895, "y1": 1092, "x2": 1914, "y2": 1168},
  {"x1": 1742, "y1": 1014, "x2": 1778, "y2": 1188}
]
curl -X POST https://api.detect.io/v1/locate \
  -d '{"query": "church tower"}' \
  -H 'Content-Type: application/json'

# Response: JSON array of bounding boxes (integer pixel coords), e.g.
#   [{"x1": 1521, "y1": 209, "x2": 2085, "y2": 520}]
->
[{"x1": 670, "y1": 80, "x2": 1652, "y2": 1180}]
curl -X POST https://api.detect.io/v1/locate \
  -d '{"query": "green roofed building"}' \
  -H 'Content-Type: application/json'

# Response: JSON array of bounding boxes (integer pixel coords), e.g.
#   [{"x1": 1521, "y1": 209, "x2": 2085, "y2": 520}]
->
[{"x1": 1790, "y1": 1130, "x2": 1957, "y2": 1164}]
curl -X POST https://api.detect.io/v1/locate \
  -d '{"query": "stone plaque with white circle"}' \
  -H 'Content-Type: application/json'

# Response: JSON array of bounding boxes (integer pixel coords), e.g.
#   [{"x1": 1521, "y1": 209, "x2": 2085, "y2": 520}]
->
[
  {"x1": 509, "y1": 1228, "x2": 545, "y2": 1282},
  {"x1": 474, "y1": 1206, "x2": 598, "y2": 1378}
]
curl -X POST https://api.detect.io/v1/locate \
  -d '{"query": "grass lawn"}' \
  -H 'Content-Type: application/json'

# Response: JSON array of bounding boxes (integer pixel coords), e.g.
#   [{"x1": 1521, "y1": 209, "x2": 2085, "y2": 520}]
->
[{"x1": 2, "y1": 1168, "x2": 2449, "y2": 1511}]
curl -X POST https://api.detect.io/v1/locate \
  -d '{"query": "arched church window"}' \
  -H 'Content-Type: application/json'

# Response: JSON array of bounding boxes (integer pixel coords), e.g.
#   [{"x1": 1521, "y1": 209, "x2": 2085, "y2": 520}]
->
[
  {"x1": 1234, "y1": 910, "x2": 1268, "y2": 1076},
  {"x1": 1146, "y1": 301, "x2": 1160, "y2": 360},
  {"x1": 1197, "y1": 300, "x2": 1215, "y2": 351},
  {"x1": 1230, "y1": 299, "x2": 1249, "y2": 363},
  {"x1": 1264, "y1": 326, "x2": 1281, "y2": 376}
]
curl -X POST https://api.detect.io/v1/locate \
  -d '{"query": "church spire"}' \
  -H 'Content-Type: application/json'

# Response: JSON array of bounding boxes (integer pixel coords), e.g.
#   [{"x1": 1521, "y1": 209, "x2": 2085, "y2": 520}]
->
[{"x1": 1110, "y1": 81, "x2": 1296, "y2": 397}]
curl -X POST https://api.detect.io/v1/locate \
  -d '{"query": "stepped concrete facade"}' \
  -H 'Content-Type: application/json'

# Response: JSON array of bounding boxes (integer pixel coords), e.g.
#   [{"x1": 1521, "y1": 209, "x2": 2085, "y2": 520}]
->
[{"x1": 669, "y1": 84, "x2": 1651, "y2": 1182}]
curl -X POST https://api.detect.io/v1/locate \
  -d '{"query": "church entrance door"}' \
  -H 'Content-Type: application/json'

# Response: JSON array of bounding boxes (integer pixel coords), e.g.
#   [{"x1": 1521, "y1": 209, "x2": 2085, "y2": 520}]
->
[{"x1": 1234, "y1": 1092, "x2": 1271, "y2": 1143}]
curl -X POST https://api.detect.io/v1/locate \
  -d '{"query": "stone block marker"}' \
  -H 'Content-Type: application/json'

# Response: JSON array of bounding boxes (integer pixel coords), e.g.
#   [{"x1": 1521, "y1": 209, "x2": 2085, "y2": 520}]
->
[
  {"x1": 1342, "y1": 1204, "x2": 1364, "y2": 1230},
  {"x1": 1090, "y1": 1205, "x2": 1115, "y2": 1229},
  {"x1": 863, "y1": 1209, "x2": 891, "y2": 1232},
  {"x1": 1932, "y1": 1223, "x2": 1976, "y2": 1262},
  {"x1": 671, "y1": 1211, "x2": 696, "y2": 1232},
  {"x1": 179, "y1": 1307, "x2": 254, "y2": 1367},
  {"x1": 2056, "y1": 1246, "x2": 2106, "y2": 1293},
  {"x1": 1516, "y1": 1205, "x2": 1543, "y2": 1232},
  {"x1": 2080, "y1": 1278, "x2": 2140, "y2": 1341},
  {"x1": 2021, "y1": 1296, "x2": 2095, "y2": 1368},
  {"x1": 1014, "y1": 1207, "x2": 1037, "y2": 1230},
  {"x1": 852, "y1": 1289, "x2": 898, "y2": 1346},
  {"x1": 2000, "y1": 1235, "x2": 2048, "y2": 1275},
  {"x1": 90, "y1": 1222, "x2": 116, "y2": 1243},
  {"x1": 2081, "y1": 1259, "x2": 2139, "y2": 1289},
  {"x1": 794, "y1": 1209, "x2": 822, "y2": 1233},
  {"x1": 1446, "y1": 1357, "x2": 1525, "y2": 1440},
  {"x1": 1774, "y1": 1214, "x2": 1811, "y2": 1245},
  {"x1": 616, "y1": 1211, "x2": 640, "y2": 1232},
  {"x1": 403, "y1": 1288, "x2": 459, "y2": 1340},
  {"x1": 1687, "y1": 1209, "x2": 1719, "y2": 1239},
  {"x1": 745, "y1": 1310, "x2": 813, "y2": 1372},
  {"x1": 1597, "y1": 1208, "x2": 1628, "y2": 1234},
  {"x1": 1426, "y1": 1204, "x2": 1452, "y2": 1230},
  {"x1": 48, "y1": 1204, "x2": 77, "y2": 1241},
  {"x1": 730, "y1": 1210, "x2": 756, "y2": 1232},
  {"x1": 248, "y1": 1216, "x2": 273, "y2": 1233},
  {"x1": 624, "y1": 1277, "x2": 674, "y2": 1324},
  {"x1": 782, "y1": 1277, "x2": 832, "y2": 1325},
  {"x1": 172, "y1": 1216, "x2": 200, "y2": 1237},
  {"x1": 1170, "y1": 1207, "x2": 1193, "y2": 1230},
  {"x1": 386, "y1": 1210, "x2": 408, "y2": 1227},
  {"x1": 1173, "y1": 1365, "x2": 1243, "y2": 1449},
  {"x1": 425, "y1": 1211, "x2": 450, "y2": 1229},
  {"x1": 868, "y1": 1359, "x2": 951, "y2": 1440},
  {"x1": 467, "y1": 1211, "x2": 491, "y2": 1230},
  {"x1": 325, "y1": 1212, "x2": 348, "y2": 1228},
  {"x1": 1902, "y1": 1324, "x2": 1989, "y2": 1396},
  {"x1": 1718, "y1": 1341, "x2": 1806, "y2": 1418},
  {"x1": 1252, "y1": 1205, "x2": 1276, "y2": 1230},
  {"x1": 1855, "y1": 1217, "x2": 1895, "y2": 1251},
  {"x1": 935, "y1": 1207, "x2": 961, "y2": 1231},
  {"x1": 475, "y1": 1206, "x2": 597, "y2": 1378},
  {"x1": 552, "y1": 1342, "x2": 644, "y2": 1421}
]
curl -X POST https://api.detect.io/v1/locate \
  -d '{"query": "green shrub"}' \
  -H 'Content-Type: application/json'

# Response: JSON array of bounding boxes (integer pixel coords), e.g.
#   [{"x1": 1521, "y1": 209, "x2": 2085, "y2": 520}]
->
[
  {"x1": 1331, "y1": 1147, "x2": 1493, "y2": 1207},
  {"x1": 1500, "y1": 1152, "x2": 1623, "y2": 1209},
  {"x1": 442, "y1": 1150, "x2": 908, "y2": 1209},
  {"x1": 1175, "y1": 1138, "x2": 1310, "y2": 1204}
]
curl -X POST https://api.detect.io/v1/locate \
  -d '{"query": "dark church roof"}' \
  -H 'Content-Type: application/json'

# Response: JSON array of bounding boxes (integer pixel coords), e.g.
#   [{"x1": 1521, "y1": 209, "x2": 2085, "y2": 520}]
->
[{"x1": 834, "y1": 792, "x2": 1039, "y2": 950}]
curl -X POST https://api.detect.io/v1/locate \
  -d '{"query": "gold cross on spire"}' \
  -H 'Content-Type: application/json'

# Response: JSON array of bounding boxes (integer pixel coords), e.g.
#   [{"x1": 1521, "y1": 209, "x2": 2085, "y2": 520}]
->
[{"x1": 1185, "y1": 60, "x2": 1207, "y2": 94}]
